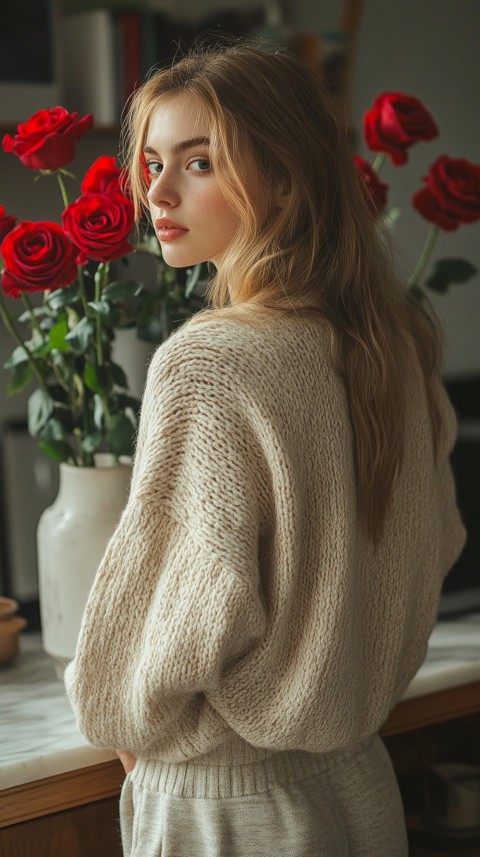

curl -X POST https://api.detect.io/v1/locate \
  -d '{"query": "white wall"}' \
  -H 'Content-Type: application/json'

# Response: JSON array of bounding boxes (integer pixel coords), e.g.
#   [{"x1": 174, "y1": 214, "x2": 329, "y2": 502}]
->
[{"x1": 294, "y1": 0, "x2": 480, "y2": 378}]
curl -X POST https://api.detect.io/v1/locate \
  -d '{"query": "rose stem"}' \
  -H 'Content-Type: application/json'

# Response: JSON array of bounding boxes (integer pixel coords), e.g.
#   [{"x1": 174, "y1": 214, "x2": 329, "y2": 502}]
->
[
  {"x1": 56, "y1": 172, "x2": 70, "y2": 209},
  {"x1": 406, "y1": 225, "x2": 440, "y2": 290},
  {"x1": 21, "y1": 293, "x2": 72, "y2": 396},
  {"x1": 77, "y1": 265, "x2": 90, "y2": 317},
  {"x1": 55, "y1": 173, "x2": 91, "y2": 318},
  {"x1": 21, "y1": 293, "x2": 43, "y2": 338},
  {"x1": 80, "y1": 395, "x2": 94, "y2": 467},
  {"x1": 0, "y1": 290, "x2": 48, "y2": 390},
  {"x1": 94, "y1": 263, "x2": 107, "y2": 366},
  {"x1": 372, "y1": 153, "x2": 386, "y2": 173}
]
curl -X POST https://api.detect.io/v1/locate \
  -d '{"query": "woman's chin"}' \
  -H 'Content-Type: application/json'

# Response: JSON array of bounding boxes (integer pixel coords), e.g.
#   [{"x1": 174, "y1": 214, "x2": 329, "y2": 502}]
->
[{"x1": 159, "y1": 247, "x2": 206, "y2": 269}]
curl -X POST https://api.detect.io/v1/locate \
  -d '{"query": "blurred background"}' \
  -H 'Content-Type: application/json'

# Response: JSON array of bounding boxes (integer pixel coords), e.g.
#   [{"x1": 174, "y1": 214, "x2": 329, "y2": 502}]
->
[{"x1": 0, "y1": 0, "x2": 479, "y2": 623}]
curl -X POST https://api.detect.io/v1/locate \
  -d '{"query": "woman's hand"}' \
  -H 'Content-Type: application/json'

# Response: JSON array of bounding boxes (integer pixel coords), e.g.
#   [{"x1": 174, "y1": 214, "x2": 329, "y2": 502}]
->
[{"x1": 116, "y1": 749, "x2": 137, "y2": 774}]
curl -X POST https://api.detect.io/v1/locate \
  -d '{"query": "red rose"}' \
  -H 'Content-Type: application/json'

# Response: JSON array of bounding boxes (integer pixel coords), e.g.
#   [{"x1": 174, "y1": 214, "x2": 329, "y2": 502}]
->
[
  {"x1": 62, "y1": 193, "x2": 135, "y2": 264},
  {"x1": 425, "y1": 157, "x2": 480, "y2": 222},
  {"x1": 364, "y1": 93, "x2": 438, "y2": 166},
  {"x1": 81, "y1": 156, "x2": 126, "y2": 196},
  {"x1": 413, "y1": 156, "x2": 480, "y2": 231},
  {"x1": 412, "y1": 188, "x2": 459, "y2": 232},
  {"x1": 0, "y1": 206, "x2": 17, "y2": 242},
  {"x1": 354, "y1": 155, "x2": 388, "y2": 213},
  {"x1": 2, "y1": 107, "x2": 93, "y2": 171},
  {"x1": 0, "y1": 221, "x2": 78, "y2": 298}
]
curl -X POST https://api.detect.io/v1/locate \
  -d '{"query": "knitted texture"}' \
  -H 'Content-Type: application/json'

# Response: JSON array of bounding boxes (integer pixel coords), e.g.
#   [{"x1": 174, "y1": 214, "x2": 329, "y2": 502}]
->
[
  {"x1": 65, "y1": 314, "x2": 465, "y2": 761},
  {"x1": 119, "y1": 737, "x2": 409, "y2": 856}
]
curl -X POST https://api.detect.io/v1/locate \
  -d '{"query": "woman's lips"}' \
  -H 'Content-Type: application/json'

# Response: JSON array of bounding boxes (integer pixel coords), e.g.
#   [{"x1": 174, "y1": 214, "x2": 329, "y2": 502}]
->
[{"x1": 155, "y1": 219, "x2": 188, "y2": 241}]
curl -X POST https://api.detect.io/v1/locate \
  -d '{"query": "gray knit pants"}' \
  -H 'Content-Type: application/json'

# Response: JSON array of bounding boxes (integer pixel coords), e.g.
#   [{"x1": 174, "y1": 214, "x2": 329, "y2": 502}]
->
[{"x1": 119, "y1": 735, "x2": 408, "y2": 856}]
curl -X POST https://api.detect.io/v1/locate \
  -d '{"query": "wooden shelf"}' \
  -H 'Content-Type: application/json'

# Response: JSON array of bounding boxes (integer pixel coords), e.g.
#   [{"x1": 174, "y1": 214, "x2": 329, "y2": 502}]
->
[{"x1": 381, "y1": 681, "x2": 480, "y2": 736}]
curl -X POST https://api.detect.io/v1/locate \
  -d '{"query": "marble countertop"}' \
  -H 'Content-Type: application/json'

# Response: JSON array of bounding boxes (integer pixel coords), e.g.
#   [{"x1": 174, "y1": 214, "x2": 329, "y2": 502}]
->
[
  {"x1": 0, "y1": 633, "x2": 115, "y2": 791},
  {"x1": 1, "y1": 614, "x2": 480, "y2": 792}
]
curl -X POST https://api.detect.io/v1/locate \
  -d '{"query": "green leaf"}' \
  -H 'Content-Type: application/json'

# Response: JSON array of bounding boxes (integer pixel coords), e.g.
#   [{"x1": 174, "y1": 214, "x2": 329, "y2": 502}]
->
[
  {"x1": 135, "y1": 292, "x2": 157, "y2": 326},
  {"x1": 81, "y1": 430, "x2": 103, "y2": 454},
  {"x1": 65, "y1": 306, "x2": 80, "y2": 329},
  {"x1": 164, "y1": 267, "x2": 178, "y2": 286},
  {"x1": 37, "y1": 439, "x2": 75, "y2": 463},
  {"x1": 425, "y1": 258, "x2": 478, "y2": 294},
  {"x1": 50, "y1": 348, "x2": 68, "y2": 366},
  {"x1": 184, "y1": 263, "x2": 203, "y2": 298},
  {"x1": 103, "y1": 281, "x2": 142, "y2": 302},
  {"x1": 4, "y1": 345, "x2": 30, "y2": 368},
  {"x1": 136, "y1": 234, "x2": 162, "y2": 257},
  {"x1": 113, "y1": 393, "x2": 141, "y2": 412},
  {"x1": 106, "y1": 412, "x2": 136, "y2": 457},
  {"x1": 30, "y1": 340, "x2": 51, "y2": 359},
  {"x1": 38, "y1": 418, "x2": 66, "y2": 441},
  {"x1": 49, "y1": 319, "x2": 70, "y2": 352},
  {"x1": 18, "y1": 305, "x2": 50, "y2": 322},
  {"x1": 107, "y1": 305, "x2": 123, "y2": 326},
  {"x1": 47, "y1": 282, "x2": 82, "y2": 310},
  {"x1": 28, "y1": 389, "x2": 55, "y2": 436},
  {"x1": 87, "y1": 300, "x2": 111, "y2": 317},
  {"x1": 65, "y1": 317, "x2": 96, "y2": 354},
  {"x1": 110, "y1": 362, "x2": 129, "y2": 389},
  {"x1": 137, "y1": 317, "x2": 165, "y2": 344},
  {"x1": 39, "y1": 316, "x2": 57, "y2": 333},
  {"x1": 7, "y1": 361, "x2": 34, "y2": 395},
  {"x1": 84, "y1": 363, "x2": 112, "y2": 394},
  {"x1": 84, "y1": 363, "x2": 99, "y2": 393}
]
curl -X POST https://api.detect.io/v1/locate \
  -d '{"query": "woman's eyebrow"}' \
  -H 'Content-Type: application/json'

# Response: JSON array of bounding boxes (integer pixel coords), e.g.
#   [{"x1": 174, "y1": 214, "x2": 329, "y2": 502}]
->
[{"x1": 143, "y1": 137, "x2": 210, "y2": 156}]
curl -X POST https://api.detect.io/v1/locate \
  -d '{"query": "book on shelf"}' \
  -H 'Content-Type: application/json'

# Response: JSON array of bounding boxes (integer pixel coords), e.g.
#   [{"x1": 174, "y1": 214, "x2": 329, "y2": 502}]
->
[
  {"x1": 58, "y1": 9, "x2": 118, "y2": 126},
  {"x1": 58, "y1": 8, "x2": 151, "y2": 125},
  {"x1": 56, "y1": 6, "x2": 282, "y2": 127}
]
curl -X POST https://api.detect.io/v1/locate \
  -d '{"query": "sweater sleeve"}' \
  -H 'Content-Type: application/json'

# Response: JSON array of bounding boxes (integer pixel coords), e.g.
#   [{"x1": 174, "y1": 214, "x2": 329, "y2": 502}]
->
[{"x1": 64, "y1": 327, "x2": 267, "y2": 757}]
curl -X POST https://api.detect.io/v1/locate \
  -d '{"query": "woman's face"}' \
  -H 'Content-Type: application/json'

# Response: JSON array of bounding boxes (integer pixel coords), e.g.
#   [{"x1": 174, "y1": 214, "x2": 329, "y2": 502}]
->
[{"x1": 144, "y1": 94, "x2": 241, "y2": 269}]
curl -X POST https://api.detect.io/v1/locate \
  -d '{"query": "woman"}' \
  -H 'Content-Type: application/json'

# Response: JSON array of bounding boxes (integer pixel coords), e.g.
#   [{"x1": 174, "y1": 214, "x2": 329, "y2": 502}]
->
[{"x1": 65, "y1": 44, "x2": 465, "y2": 856}]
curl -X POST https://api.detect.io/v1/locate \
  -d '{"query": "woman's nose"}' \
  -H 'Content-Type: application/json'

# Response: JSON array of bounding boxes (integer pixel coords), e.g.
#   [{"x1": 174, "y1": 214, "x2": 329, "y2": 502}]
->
[{"x1": 147, "y1": 172, "x2": 179, "y2": 208}]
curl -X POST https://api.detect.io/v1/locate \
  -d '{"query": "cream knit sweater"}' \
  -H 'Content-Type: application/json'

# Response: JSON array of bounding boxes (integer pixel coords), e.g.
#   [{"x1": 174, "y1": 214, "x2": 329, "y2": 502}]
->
[{"x1": 65, "y1": 313, "x2": 465, "y2": 762}]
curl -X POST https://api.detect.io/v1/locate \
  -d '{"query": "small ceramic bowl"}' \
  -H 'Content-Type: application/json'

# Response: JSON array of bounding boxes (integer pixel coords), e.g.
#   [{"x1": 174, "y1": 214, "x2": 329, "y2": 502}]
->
[
  {"x1": 0, "y1": 597, "x2": 27, "y2": 664},
  {"x1": 0, "y1": 596, "x2": 19, "y2": 619}
]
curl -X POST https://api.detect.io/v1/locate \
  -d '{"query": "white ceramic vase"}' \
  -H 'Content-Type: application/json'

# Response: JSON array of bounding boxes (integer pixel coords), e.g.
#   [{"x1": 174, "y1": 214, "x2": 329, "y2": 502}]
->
[{"x1": 37, "y1": 454, "x2": 131, "y2": 678}]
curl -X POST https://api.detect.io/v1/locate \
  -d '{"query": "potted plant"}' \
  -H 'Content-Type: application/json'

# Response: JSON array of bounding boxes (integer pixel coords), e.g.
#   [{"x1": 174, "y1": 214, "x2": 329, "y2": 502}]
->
[{"x1": 0, "y1": 107, "x2": 205, "y2": 673}]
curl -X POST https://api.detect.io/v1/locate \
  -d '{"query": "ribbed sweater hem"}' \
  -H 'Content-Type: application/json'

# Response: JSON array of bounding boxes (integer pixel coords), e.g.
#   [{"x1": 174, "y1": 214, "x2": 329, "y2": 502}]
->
[{"x1": 130, "y1": 734, "x2": 376, "y2": 799}]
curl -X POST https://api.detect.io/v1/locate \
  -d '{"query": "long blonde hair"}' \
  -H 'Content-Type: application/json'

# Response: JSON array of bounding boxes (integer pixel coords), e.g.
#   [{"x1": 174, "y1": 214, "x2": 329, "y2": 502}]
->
[{"x1": 122, "y1": 44, "x2": 443, "y2": 544}]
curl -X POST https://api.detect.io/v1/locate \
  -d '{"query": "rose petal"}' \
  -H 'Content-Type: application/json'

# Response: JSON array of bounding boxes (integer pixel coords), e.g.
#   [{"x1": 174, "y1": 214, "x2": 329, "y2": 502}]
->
[{"x1": 412, "y1": 187, "x2": 460, "y2": 232}]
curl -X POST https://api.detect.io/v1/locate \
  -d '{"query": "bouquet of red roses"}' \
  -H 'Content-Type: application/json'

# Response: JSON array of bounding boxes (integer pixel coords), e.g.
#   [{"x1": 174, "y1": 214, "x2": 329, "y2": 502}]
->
[
  {"x1": 354, "y1": 92, "x2": 480, "y2": 293},
  {"x1": 0, "y1": 108, "x2": 203, "y2": 466}
]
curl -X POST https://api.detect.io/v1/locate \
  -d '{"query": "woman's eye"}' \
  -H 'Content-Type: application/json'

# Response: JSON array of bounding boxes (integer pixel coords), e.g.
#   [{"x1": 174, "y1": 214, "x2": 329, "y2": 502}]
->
[
  {"x1": 146, "y1": 161, "x2": 163, "y2": 176},
  {"x1": 189, "y1": 158, "x2": 211, "y2": 172}
]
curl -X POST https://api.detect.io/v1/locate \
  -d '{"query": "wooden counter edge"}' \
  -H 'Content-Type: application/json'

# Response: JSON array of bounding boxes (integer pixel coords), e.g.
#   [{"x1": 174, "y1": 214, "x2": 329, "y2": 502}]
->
[
  {"x1": 1, "y1": 680, "x2": 479, "y2": 828},
  {"x1": 380, "y1": 679, "x2": 480, "y2": 735},
  {"x1": 0, "y1": 759, "x2": 125, "y2": 828}
]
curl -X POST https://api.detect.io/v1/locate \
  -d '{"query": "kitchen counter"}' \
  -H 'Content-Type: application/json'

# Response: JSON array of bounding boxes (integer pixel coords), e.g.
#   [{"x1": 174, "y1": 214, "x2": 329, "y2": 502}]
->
[
  {"x1": 1, "y1": 614, "x2": 480, "y2": 792},
  {"x1": 401, "y1": 611, "x2": 480, "y2": 699},
  {"x1": 0, "y1": 633, "x2": 115, "y2": 791}
]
